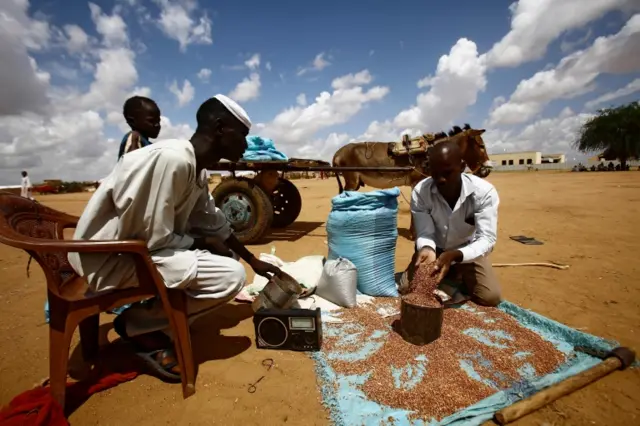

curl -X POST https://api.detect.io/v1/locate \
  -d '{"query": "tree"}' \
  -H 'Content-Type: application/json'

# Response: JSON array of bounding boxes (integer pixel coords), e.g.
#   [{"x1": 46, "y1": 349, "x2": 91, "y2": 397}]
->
[{"x1": 574, "y1": 101, "x2": 640, "y2": 170}]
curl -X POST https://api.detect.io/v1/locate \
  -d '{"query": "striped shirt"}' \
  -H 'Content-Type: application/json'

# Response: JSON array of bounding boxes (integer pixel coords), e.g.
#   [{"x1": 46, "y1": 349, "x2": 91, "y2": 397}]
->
[{"x1": 118, "y1": 131, "x2": 151, "y2": 160}]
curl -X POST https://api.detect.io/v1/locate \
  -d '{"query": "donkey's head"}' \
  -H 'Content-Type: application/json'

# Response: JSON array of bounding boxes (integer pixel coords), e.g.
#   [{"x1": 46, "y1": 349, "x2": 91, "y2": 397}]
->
[{"x1": 449, "y1": 124, "x2": 492, "y2": 178}]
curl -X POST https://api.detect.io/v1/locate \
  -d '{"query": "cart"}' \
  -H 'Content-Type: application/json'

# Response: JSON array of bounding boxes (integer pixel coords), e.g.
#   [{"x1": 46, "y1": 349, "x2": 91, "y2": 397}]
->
[{"x1": 209, "y1": 158, "x2": 414, "y2": 244}]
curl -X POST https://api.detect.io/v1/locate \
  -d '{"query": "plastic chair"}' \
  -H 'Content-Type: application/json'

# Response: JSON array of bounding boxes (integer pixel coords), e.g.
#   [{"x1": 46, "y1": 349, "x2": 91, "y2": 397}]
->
[{"x1": 0, "y1": 192, "x2": 196, "y2": 408}]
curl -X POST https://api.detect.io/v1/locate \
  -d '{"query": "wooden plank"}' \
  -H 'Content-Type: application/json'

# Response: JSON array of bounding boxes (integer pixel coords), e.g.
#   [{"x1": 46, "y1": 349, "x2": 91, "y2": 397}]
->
[{"x1": 209, "y1": 161, "x2": 415, "y2": 173}]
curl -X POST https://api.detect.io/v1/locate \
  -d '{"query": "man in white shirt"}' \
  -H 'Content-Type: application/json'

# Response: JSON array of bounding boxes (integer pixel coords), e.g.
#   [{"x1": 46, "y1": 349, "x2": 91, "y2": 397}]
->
[
  {"x1": 399, "y1": 140, "x2": 501, "y2": 306},
  {"x1": 69, "y1": 94, "x2": 281, "y2": 381},
  {"x1": 20, "y1": 171, "x2": 33, "y2": 200}
]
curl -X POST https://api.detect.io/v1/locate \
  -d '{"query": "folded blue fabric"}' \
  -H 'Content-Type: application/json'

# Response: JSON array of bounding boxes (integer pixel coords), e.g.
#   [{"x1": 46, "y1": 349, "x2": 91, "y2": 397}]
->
[{"x1": 242, "y1": 135, "x2": 288, "y2": 161}]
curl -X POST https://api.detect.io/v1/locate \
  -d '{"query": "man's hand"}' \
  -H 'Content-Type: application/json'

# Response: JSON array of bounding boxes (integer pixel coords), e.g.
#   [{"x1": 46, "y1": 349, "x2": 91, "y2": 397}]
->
[
  {"x1": 249, "y1": 257, "x2": 282, "y2": 279},
  {"x1": 431, "y1": 250, "x2": 463, "y2": 282},
  {"x1": 414, "y1": 247, "x2": 436, "y2": 268}
]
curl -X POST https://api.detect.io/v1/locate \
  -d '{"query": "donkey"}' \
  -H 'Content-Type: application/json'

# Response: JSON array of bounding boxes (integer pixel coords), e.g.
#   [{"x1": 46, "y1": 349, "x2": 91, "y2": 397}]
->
[
  {"x1": 332, "y1": 124, "x2": 493, "y2": 240},
  {"x1": 332, "y1": 124, "x2": 492, "y2": 193}
]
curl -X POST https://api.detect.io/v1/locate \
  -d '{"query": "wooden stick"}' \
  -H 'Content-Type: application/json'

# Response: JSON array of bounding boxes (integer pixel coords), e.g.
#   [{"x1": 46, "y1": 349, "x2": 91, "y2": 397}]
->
[
  {"x1": 492, "y1": 262, "x2": 570, "y2": 270},
  {"x1": 494, "y1": 347, "x2": 636, "y2": 425}
]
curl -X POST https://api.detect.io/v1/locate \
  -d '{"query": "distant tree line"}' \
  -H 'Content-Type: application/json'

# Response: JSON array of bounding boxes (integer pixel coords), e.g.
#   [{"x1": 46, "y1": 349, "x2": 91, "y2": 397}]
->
[{"x1": 574, "y1": 100, "x2": 640, "y2": 170}]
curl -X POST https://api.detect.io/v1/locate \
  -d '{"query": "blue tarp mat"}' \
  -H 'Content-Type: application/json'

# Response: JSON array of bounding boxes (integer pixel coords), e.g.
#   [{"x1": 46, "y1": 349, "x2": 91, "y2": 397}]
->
[{"x1": 312, "y1": 300, "x2": 633, "y2": 426}]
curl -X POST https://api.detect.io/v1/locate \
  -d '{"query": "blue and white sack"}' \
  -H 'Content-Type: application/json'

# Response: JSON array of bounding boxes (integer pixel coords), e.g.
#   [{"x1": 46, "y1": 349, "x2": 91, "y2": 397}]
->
[{"x1": 326, "y1": 188, "x2": 400, "y2": 297}]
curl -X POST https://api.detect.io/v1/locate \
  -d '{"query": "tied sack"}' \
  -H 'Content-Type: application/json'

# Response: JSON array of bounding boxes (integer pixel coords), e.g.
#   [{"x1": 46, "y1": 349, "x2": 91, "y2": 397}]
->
[
  {"x1": 316, "y1": 257, "x2": 358, "y2": 308},
  {"x1": 326, "y1": 188, "x2": 400, "y2": 297}
]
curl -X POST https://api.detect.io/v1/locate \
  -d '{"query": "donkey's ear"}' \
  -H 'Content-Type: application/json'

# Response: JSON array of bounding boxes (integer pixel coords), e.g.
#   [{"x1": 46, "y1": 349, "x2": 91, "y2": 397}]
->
[{"x1": 474, "y1": 129, "x2": 486, "y2": 135}]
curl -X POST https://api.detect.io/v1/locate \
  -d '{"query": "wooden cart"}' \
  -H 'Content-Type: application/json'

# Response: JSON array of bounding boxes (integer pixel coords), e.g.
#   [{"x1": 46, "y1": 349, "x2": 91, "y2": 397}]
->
[{"x1": 209, "y1": 159, "x2": 414, "y2": 244}]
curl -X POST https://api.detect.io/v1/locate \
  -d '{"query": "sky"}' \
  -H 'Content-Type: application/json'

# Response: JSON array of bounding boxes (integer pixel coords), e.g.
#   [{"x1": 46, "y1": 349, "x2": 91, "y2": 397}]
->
[{"x1": 1, "y1": 0, "x2": 640, "y2": 184}]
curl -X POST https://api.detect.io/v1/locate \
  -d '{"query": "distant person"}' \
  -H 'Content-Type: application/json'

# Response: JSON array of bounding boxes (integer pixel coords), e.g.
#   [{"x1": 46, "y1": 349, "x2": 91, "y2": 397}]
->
[
  {"x1": 117, "y1": 96, "x2": 162, "y2": 160},
  {"x1": 20, "y1": 171, "x2": 33, "y2": 200},
  {"x1": 399, "y1": 140, "x2": 501, "y2": 307}
]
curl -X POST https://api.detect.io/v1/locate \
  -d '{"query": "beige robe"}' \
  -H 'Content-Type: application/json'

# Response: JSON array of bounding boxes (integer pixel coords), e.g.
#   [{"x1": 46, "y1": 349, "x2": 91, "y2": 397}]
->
[{"x1": 68, "y1": 139, "x2": 240, "y2": 297}]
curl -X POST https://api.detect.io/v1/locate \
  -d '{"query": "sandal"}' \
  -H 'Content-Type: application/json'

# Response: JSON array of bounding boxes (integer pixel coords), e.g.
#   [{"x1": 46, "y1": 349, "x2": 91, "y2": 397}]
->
[
  {"x1": 134, "y1": 348, "x2": 182, "y2": 383},
  {"x1": 113, "y1": 315, "x2": 182, "y2": 383}
]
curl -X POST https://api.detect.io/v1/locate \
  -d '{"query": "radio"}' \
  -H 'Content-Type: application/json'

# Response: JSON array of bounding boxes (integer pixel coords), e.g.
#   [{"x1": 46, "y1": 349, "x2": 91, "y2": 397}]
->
[{"x1": 253, "y1": 307, "x2": 323, "y2": 351}]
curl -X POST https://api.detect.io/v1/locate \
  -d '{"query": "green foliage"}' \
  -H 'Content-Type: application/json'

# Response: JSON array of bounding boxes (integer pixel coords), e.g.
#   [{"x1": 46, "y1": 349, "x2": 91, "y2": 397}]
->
[{"x1": 574, "y1": 101, "x2": 640, "y2": 163}]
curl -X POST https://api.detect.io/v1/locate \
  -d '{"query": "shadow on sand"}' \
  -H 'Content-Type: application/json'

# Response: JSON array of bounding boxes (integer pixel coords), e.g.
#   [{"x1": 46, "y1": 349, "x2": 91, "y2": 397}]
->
[
  {"x1": 397, "y1": 227, "x2": 413, "y2": 241},
  {"x1": 259, "y1": 221, "x2": 325, "y2": 243},
  {"x1": 64, "y1": 303, "x2": 255, "y2": 416}
]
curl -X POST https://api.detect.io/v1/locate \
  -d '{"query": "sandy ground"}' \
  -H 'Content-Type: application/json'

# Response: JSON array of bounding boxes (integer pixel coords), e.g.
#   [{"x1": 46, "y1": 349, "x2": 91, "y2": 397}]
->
[{"x1": 1, "y1": 171, "x2": 639, "y2": 425}]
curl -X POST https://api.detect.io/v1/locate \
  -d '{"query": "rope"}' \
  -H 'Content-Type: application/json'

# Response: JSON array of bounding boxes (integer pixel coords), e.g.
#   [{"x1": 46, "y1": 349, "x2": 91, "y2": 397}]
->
[{"x1": 400, "y1": 190, "x2": 411, "y2": 205}]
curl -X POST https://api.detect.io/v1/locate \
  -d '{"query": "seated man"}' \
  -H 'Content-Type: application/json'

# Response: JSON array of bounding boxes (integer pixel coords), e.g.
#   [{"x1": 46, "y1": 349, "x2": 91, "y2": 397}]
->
[
  {"x1": 68, "y1": 94, "x2": 281, "y2": 381},
  {"x1": 118, "y1": 96, "x2": 161, "y2": 160},
  {"x1": 399, "y1": 140, "x2": 501, "y2": 307}
]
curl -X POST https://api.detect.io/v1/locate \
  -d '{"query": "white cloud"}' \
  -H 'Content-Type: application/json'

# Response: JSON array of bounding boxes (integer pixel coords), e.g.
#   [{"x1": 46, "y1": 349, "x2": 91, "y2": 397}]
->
[
  {"x1": 229, "y1": 73, "x2": 261, "y2": 102},
  {"x1": 297, "y1": 52, "x2": 331, "y2": 76},
  {"x1": 295, "y1": 133, "x2": 350, "y2": 161},
  {"x1": 0, "y1": 1, "x2": 148, "y2": 184},
  {"x1": 169, "y1": 79, "x2": 195, "y2": 107},
  {"x1": 296, "y1": 93, "x2": 307, "y2": 106},
  {"x1": 0, "y1": 0, "x2": 52, "y2": 116},
  {"x1": 89, "y1": 2, "x2": 127, "y2": 47},
  {"x1": 244, "y1": 53, "x2": 260, "y2": 70},
  {"x1": 63, "y1": 24, "x2": 90, "y2": 53},
  {"x1": 560, "y1": 28, "x2": 593, "y2": 53},
  {"x1": 369, "y1": 50, "x2": 375, "y2": 56},
  {"x1": 49, "y1": 61, "x2": 79, "y2": 80},
  {"x1": 486, "y1": 110, "x2": 594, "y2": 156},
  {"x1": 265, "y1": 61, "x2": 272, "y2": 71},
  {"x1": 257, "y1": 70, "x2": 389, "y2": 149},
  {"x1": 350, "y1": 38, "x2": 488, "y2": 148},
  {"x1": 197, "y1": 67, "x2": 211, "y2": 82},
  {"x1": 79, "y1": 47, "x2": 140, "y2": 112},
  {"x1": 357, "y1": 120, "x2": 411, "y2": 142},
  {"x1": 332, "y1": 70, "x2": 373, "y2": 90},
  {"x1": 157, "y1": 116, "x2": 194, "y2": 140},
  {"x1": 484, "y1": 0, "x2": 636, "y2": 68},
  {"x1": 153, "y1": 0, "x2": 212, "y2": 52},
  {"x1": 394, "y1": 38, "x2": 487, "y2": 130},
  {"x1": 0, "y1": 0, "x2": 51, "y2": 51},
  {"x1": 489, "y1": 14, "x2": 640, "y2": 126},
  {"x1": 585, "y1": 78, "x2": 640, "y2": 109}
]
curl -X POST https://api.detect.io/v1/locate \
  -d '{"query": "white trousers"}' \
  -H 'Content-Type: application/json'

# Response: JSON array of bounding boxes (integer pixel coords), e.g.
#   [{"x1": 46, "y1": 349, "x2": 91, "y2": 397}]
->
[{"x1": 120, "y1": 250, "x2": 246, "y2": 337}]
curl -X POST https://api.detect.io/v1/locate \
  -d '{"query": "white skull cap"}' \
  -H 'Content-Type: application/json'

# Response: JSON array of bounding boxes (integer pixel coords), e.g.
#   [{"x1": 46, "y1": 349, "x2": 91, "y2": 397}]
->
[{"x1": 213, "y1": 94, "x2": 252, "y2": 130}]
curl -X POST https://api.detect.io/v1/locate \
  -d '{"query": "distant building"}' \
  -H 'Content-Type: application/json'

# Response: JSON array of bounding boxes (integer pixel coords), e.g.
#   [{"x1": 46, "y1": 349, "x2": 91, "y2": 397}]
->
[{"x1": 489, "y1": 151, "x2": 566, "y2": 167}]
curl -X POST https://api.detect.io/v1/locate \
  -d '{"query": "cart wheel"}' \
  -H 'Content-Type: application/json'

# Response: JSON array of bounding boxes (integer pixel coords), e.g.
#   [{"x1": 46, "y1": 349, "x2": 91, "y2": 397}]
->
[
  {"x1": 271, "y1": 178, "x2": 302, "y2": 228},
  {"x1": 211, "y1": 178, "x2": 273, "y2": 244}
]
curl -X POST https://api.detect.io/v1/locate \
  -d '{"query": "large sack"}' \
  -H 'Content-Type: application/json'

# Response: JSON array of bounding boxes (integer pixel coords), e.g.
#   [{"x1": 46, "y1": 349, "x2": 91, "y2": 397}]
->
[{"x1": 326, "y1": 188, "x2": 400, "y2": 297}]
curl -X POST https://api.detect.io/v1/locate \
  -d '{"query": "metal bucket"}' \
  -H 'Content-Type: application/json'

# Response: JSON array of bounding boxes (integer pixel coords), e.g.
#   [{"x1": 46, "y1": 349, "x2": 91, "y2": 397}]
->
[{"x1": 252, "y1": 271, "x2": 303, "y2": 312}]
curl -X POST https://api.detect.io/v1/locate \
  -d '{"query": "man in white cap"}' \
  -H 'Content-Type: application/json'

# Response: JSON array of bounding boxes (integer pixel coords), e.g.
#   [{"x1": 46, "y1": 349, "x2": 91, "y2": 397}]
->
[{"x1": 68, "y1": 95, "x2": 280, "y2": 381}]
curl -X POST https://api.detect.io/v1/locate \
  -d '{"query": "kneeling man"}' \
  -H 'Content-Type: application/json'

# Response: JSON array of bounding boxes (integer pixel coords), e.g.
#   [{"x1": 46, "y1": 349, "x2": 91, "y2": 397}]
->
[
  {"x1": 68, "y1": 94, "x2": 281, "y2": 380},
  {"x1": 400, "y1": 140, "x2": 501, "y2": 306}
]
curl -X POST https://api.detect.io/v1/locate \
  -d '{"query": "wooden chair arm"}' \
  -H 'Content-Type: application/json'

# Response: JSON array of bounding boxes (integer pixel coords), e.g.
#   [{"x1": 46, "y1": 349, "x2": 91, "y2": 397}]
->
[{"x1": 3, "y1": 236, "x2": 149, "y2": 254}]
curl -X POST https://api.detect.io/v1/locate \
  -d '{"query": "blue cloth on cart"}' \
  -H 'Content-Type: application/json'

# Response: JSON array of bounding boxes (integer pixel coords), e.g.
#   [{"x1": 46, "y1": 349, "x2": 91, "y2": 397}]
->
[
  {"x1": 326, "y1": 187, "x2": 400, "y2": 297},
  {"x1": 242, "y1": 135, "x2": 288, "y2": 161}
]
